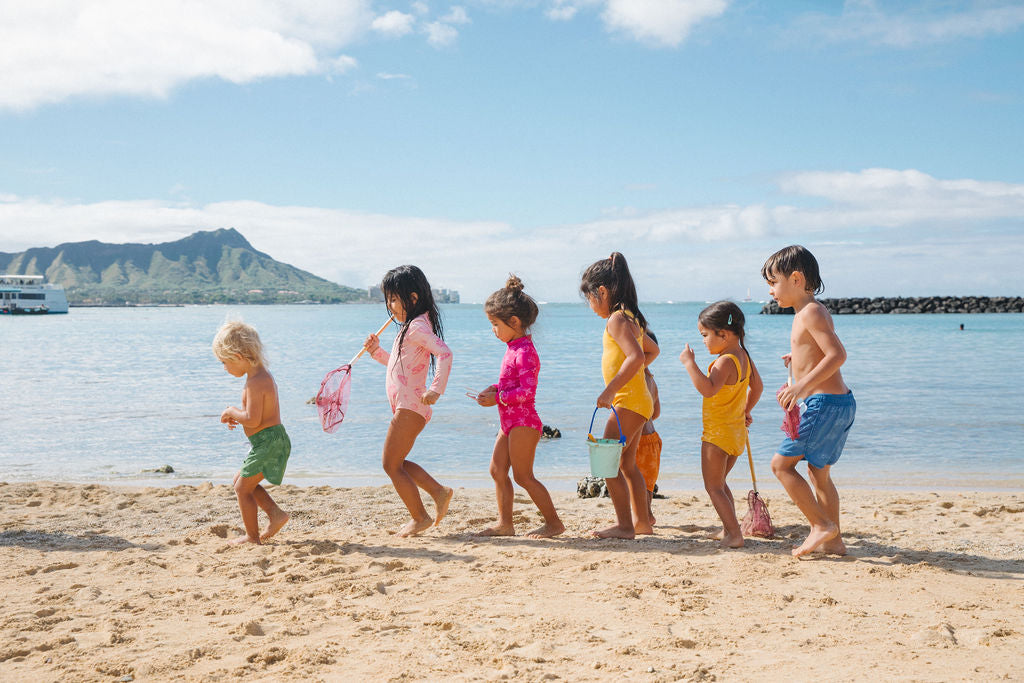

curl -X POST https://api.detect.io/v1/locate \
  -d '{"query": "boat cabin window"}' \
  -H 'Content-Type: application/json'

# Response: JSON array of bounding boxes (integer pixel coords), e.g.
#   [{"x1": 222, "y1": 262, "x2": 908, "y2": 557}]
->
[{"x1": 18, "y1": 293, "x2": 46, "y2": 300}]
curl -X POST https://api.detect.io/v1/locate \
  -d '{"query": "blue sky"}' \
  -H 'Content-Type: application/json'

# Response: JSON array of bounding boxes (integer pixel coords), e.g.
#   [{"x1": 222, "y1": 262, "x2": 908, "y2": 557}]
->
[{"x1": 1, "y1": 0, "x2": 1023, "y2": 302}]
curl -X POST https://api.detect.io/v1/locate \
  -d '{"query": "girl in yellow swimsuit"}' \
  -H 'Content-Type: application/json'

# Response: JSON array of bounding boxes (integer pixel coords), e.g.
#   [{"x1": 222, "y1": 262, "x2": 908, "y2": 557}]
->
[
  {"x1": 581, "y1": 252, "x2": 659, "y2": 539},
  {"x1": 681, "y1": 301, "x2": 763, "y2": 548}
]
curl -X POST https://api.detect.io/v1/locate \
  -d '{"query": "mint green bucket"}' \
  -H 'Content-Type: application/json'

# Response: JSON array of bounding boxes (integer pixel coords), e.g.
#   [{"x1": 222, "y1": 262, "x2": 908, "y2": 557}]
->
[{"x1": 587, "y1": 406, "x2": 626, "y2": 478}]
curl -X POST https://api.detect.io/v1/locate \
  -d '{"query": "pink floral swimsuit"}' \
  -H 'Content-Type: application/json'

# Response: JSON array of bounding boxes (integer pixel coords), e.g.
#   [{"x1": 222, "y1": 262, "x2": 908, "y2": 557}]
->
[
  {"x1": 371, "y1": 314, "x2": 453, "y2": 423},
  {"x1": 491, "y1": 335, "x2": 543, "y2": 435}
]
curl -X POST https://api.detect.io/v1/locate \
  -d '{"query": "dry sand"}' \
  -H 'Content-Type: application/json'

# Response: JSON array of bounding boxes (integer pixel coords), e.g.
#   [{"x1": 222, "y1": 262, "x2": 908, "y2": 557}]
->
[{"x1": 1, "y1": 480, "x2": 1022, "y2": 681}]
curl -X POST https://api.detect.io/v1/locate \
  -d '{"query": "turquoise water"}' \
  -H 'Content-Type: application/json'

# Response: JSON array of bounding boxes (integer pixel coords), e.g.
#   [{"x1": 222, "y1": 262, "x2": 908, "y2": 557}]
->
[{"x1": 1, "y1": 303, "x2": 1022, "y2": 491}]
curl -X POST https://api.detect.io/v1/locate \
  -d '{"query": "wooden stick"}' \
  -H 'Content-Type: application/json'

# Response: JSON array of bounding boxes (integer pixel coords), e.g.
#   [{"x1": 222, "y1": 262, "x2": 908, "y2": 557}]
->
[{"x1": 347, "y1": 317, "x2": 393, "y2": 366}]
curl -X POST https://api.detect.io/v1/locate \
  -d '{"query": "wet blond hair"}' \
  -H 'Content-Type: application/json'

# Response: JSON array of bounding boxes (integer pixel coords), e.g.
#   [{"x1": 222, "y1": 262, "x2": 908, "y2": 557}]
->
[{"x1": 212, "y1": 320, "x2": 268, "y2": 367}]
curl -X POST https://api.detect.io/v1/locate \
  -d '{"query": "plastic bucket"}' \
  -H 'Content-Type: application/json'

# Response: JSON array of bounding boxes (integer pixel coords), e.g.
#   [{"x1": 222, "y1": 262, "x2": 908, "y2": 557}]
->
[{"x1": 587, "y1": 406, "x2": 626, "y2": 478}]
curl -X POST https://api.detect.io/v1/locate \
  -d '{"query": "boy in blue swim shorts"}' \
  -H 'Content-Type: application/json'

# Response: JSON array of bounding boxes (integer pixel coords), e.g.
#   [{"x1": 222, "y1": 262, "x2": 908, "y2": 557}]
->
[{"x1": 762, "y1": 246, "x2": 855, "y2": 558}]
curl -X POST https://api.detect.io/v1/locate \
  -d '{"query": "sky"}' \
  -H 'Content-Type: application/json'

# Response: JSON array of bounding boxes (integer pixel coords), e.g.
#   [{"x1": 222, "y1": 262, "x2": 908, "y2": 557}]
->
[{"x1": 1, "y1": 0, "x2": 1023, "y2": 303}]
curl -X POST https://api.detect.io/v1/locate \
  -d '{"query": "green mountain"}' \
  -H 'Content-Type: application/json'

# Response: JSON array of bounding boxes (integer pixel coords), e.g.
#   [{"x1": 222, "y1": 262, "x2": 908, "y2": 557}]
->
[{"x1": 0, "y1": 228, "x2": 367, "y2": 304}]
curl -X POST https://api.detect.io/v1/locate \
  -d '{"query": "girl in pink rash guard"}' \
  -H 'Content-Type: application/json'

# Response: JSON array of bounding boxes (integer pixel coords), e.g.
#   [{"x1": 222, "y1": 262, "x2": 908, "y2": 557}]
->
[
  {"x1": 473, "y1": 275, "x2": 564, "y2": 538},
  {"x1": 363, "y1": 265, "x2": 454, "y2": 537}
]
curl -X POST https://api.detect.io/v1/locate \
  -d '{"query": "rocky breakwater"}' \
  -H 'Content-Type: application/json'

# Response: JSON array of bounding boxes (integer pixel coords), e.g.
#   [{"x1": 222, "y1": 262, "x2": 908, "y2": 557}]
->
[{"x1": 761, "y1": 296, "x2": 1024, "y2": 315}]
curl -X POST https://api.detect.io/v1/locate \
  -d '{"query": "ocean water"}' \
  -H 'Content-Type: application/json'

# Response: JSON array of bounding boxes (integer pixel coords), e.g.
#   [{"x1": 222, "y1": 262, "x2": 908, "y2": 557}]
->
[{"x1": 2, "y1": 303, "x2": 1022, "y2": 491}]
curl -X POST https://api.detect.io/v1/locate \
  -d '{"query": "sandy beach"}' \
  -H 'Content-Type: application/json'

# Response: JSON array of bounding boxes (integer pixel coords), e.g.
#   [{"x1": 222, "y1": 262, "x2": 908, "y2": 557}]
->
[{"x1": 1, "y1": 481, "x2": 1021, "y2": 682}]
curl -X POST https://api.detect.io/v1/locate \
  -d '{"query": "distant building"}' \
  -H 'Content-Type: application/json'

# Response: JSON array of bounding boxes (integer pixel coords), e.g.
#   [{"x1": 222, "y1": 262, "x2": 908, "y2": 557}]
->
[
  {"x1": 367, "y1": 285, "x2": 384, "y2": 302},
  {"x1": 432, "y1": 288, "x2": 460, "y2": 304}
]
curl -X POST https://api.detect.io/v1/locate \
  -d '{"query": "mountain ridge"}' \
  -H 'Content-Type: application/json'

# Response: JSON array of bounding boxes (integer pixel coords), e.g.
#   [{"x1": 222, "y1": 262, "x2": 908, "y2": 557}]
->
[{"x1": 0, "y1": 228, "x2": 366, "y2": 305}]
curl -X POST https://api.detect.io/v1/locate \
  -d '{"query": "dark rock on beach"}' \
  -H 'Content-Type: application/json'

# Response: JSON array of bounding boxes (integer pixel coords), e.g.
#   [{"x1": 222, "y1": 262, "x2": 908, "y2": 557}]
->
[
  {"x1": 143, "y1": 465, "x2": 174, "y2": 474},
  {"x1": 761, "y1": 296, "x2": 1024, "y2": 315},
  {"x1": 577, "y1": 476, "x2": 609, "y2": 499},
  {"x1": 542, "y1": 425, "x2": 561, "y2": 439}
]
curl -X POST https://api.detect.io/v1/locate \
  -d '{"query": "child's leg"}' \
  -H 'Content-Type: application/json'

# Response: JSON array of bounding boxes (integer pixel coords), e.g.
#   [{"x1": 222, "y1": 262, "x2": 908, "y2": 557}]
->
[
  {"x1": 646, "y1": 490, "x2": 655, "y2": 527},
  {"x1": 381, "y1": 409, "x2": 434, "y2": 536},
  {"x1": 594, "y1": 409, "x2": 648, "y2": 539},
  {"x1": 252, "y1": 485, "x2": 289, "y2": 542},
  {"x1": 232, "y1": 472, "x2": 266, "y2": 545},
  {"x1": 770, "y1": 454, "x2": 838, "y2": 557},
  {"x1": 807, "y1": 464, "x2": 846, "y2": 555},
  {"x1": 401, "y1": 460, "x2": 454, "y2": 527},
  {"x1": 619, "y1": 429, "x2": 653, "y2": 534},
  {"x1": 478, "y1": 431, "x2": 514, "y2": 536},
  {"x1": 507, "y1": 426, "x2": 564, "y2": 538},
  {"x1": 701, "y1": 442, "x2": 743, "y2": 548}
]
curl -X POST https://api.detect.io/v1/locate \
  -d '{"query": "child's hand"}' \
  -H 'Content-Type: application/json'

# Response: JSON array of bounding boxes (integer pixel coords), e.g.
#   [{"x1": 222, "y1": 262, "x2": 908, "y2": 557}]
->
[
  {"x1": 221, "y1": 408, "x2": 238, "y2": 429},
  {"x1": 745, "y1": 411, "x2": 753, "y2": 427},
  {"x1": 596, "y1": 386, "x2": 615, "y2": 408},
  {"x1": 679, "y1": 344, "x2": 696, "y2": 367},
  {"x1": 776, "y1": 383, "x2": 801, "y2": 411},
  {"x1": 421, "y1": 390, "x2": 440, "y2": 405},
  {"x1": 364, "y1": 333, "x2": 380, "y2": 355},
  {"x1": 476, "y1": 386, "x2": 497, "y2": 407},
  {"x1": 781, "y1": 353, "x2": 792, "y2": 368}
]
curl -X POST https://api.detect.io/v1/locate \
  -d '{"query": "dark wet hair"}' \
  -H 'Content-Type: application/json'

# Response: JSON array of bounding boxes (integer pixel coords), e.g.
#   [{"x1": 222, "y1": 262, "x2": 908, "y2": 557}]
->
[
  {"x1": 380, "y1": 265, "x2": 444, "y2": 372},
  {"x1": 485, "y1": 274, "x2": 538, "y2": 332},
  {"x1": 761, "y1": 245, "x2": 823, "y2": 295},
  {"x1": 699, "y1": 300, "x2": 748, "y2": 354},
  {"x1": 579, "y1": 252, "x2": 648, "y2": 331}
]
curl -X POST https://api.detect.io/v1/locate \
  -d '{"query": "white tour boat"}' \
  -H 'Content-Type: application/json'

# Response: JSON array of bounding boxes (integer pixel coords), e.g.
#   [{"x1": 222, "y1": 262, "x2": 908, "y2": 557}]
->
[{"x1": 0, "y1": 274, "x2": 69, "y2": 314}]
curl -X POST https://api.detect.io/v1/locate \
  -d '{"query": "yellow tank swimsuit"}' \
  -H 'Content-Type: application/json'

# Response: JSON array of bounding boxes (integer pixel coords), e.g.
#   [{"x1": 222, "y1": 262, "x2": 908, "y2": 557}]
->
[
  {"x1": 601, "y1": 311, "x2": 653, "y2": 419},
  {"x1": 702, "y1": 353, "x2": 750, "y2": 457}
]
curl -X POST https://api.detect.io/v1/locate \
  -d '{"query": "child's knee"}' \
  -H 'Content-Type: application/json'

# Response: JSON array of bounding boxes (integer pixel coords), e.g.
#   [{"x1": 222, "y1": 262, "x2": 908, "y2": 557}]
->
[
  {"x1": 770, "y1": 454, "x2": 796, "y2": 477},
  {"x1": 511, "y1": 469, "x2": 537, "y2": 489}
]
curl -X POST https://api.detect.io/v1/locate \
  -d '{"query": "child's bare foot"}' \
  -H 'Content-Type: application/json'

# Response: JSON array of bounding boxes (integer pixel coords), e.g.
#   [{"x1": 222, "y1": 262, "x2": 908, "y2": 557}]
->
[
  {"x1": 527, "y1": 521, "x2": 565, "y2": 539},
  {"x1": 229, "y1": 535, "x2": 260, "y2": 546},
  {"x1": 432, "y1": 487, "x2": 453, "y2": 526},
  {"x1": 708, "y1": 529, "x2": 725, "y2": 540},
  {"x1": 648, "y1": 513, "x2": 656, "y2": 526},
  {"x1": 397, "y1": 517, "x2": 434, "y2": 537},
  {"x1": 634, "y1": 521, "x2": 655, "y2": 535},
  {"x1": 720, "y1": 532, "x2": 744, "y2": 549},
  {"x1": 476, "y1": 524, "x2": 514, "y2": 536},
  {"x1": 260, "y1": 511, "x2": 289, "y2": 542},
  {"x1": 792, "y1": 523, "x2": 838, "y2": 557},
  {"x1": 821, "y1": 536, "x2": 848, "y2": 556},
  {"x1": 592, "y1": 525, "x2": 635, "y2": 540}
]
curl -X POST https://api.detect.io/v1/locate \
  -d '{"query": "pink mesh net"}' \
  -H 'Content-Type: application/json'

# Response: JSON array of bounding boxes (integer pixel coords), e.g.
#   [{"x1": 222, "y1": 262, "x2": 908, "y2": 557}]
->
[
  {"x1": 777, "y1": 382, "x2": 801, "y2": 440},
  {"x1": 316, "y1": 364, "x2": 353, "y2": 434}
]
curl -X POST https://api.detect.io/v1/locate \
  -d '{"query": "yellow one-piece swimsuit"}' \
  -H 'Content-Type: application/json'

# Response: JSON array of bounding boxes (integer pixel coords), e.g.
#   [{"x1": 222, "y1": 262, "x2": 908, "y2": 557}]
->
[
  {"x1": 702, "y1": 353, "x2": 750, "y2": 457},
  {"x1": 601, "y1": 311, "x2": 653, "y2": 420}
]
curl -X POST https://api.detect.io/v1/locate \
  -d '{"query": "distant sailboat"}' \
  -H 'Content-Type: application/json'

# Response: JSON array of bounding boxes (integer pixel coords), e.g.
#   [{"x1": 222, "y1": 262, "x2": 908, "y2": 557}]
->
[{"x1": 743, "y1": 288, "x2": 752, "y2": 302}]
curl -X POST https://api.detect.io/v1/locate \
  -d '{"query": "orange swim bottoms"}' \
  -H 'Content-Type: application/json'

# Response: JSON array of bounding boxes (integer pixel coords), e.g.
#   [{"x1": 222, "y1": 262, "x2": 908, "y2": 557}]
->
[{"x1": 636, "y1": 432, "x2": 662, "y2": 492}]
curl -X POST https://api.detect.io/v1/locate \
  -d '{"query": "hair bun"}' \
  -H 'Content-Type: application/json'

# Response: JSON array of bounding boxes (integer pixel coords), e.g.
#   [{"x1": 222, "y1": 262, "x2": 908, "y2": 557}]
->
[{"x1": 505, "y1": 273, "x2": 524, "y2": 292}]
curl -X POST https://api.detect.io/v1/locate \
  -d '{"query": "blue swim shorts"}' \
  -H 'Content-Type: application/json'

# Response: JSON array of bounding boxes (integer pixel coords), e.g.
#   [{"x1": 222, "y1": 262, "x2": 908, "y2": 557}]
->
[{"x1": 777, "y1": 391, "x2": 855, "y2": 469}]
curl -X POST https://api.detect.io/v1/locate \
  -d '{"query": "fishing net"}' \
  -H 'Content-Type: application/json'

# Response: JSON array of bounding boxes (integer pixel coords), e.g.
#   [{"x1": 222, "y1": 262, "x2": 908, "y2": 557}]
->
[{"x1": 316, "y1": 364, "x2": 353, "y2": 433}]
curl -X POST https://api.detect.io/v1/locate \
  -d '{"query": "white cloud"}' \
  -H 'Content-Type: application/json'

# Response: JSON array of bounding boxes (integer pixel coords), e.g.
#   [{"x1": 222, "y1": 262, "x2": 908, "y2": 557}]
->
[
  {"x1": 795, "y1": 0, "x2": 1024, "y2": 48},
  {"x1": 601, "y1": 0, "x2": 728, "y2": 47},
  {"x1": 0, "y1": 0, "x2": 373, "y2": 110},
  {"x1": 425, "y1": 21, "x2": 459, "y2": 47},
  {"x1": 442, "y1": 6, "x2": 471, "y2": 24},
  {"x1": 412, "y1": 1, "x2": 430, "y2": 15},
  {"x1": 329, "y1": 55, "x2": 359, "y2": 73},
  {"x1": 371, "y1": 10, "x2": 416, "y2": 37},
  {"x1": 3, "y1": 168, "x2": 1023, "y2": 300},
  {"x1": 377, "y1": 72, "x2": 413, "y2": 80}
]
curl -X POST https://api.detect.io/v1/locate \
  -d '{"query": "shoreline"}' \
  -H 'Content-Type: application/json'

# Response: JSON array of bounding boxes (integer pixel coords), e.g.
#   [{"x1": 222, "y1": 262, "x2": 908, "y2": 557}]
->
[{"x1": 1, "y1": 481, "x2": 1021, "y2": 681}]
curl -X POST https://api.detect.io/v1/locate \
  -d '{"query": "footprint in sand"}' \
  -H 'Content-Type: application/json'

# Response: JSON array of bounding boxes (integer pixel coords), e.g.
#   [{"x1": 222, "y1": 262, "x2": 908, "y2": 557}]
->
[{"x1": 208, "y1": 524, "x2": 230, "y2": 538}]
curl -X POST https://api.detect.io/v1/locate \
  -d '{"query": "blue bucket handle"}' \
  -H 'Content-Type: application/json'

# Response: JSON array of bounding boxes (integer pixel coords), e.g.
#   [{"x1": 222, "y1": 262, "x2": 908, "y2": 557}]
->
[{"x1": 588, "y1": 406, "x2": 627, "y2": 445}]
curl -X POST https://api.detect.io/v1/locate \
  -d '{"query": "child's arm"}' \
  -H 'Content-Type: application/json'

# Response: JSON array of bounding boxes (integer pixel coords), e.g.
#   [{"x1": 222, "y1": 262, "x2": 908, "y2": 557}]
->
[
  {"x1": 745, "y1": 358, "x2": 763, "y2": 425},
  {"x1": 364, "y1": 333, "x2": 389, "y2": 365},
  {"x1": 780, "y1": 305, "x2": 847, "y2": 409},
  {"x1": 495, "y1": 346, "x2": 539, "y2": 408},
  {"x1": 641, "y1": 331, "x2": 659, "y2": 368},
  {"x1": 408, "y1": 322, "x2": 453, "y2": 404},
  {"x1": 597, "y1": 312, "x2": 645, "y2": 407},
  {"x1": 221, "y1": 376, "x2": 268, "y2": 429},
  {"x1": 679, "y1": 346, "x2": 735, "y2": 398}
]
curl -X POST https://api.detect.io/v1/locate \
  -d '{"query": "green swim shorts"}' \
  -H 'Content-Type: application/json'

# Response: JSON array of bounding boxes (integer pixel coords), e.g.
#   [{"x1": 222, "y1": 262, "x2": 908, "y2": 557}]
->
[{"x1": 241, "y1": 424, "x2": 290, "y2": 485}]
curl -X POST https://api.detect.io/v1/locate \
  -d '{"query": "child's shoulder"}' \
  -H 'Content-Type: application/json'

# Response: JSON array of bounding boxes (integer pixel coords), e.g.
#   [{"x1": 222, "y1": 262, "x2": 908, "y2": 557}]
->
[{"x1": 246, "y1": 367, "x2": 277, "y2": 391}]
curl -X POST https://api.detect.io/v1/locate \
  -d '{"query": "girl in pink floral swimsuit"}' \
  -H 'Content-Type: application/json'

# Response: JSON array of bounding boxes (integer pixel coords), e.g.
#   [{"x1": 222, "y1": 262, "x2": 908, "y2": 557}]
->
[
  {"x1": 473, "y1": 275, "x2": 564, "y2": 538},
  {"x1": 364, "y1": 265, "x2": 454, "y2": 537}
]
